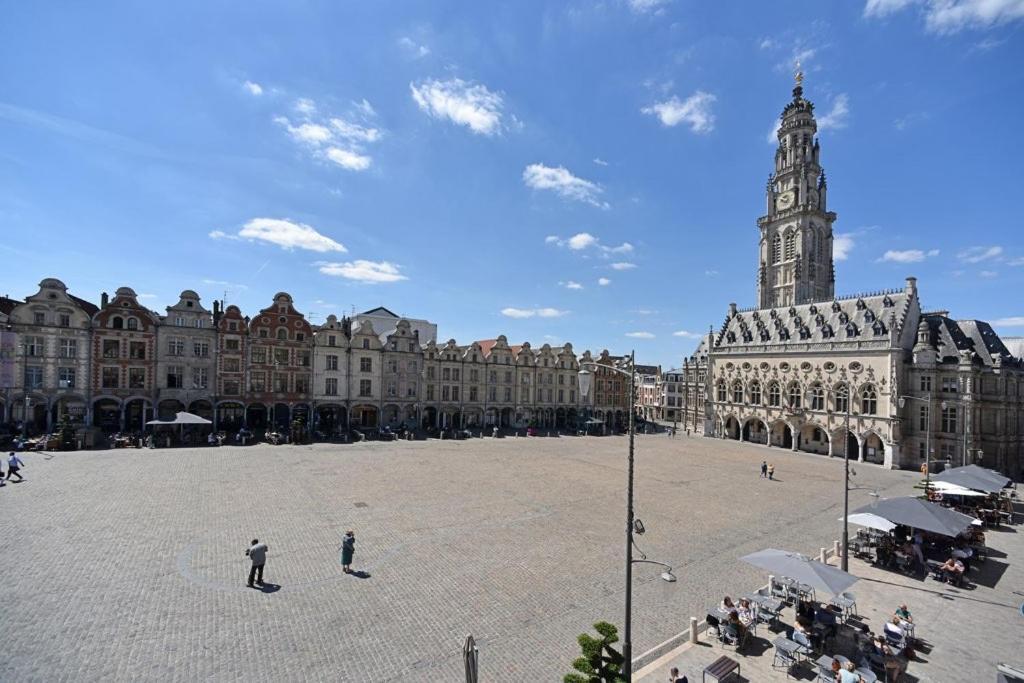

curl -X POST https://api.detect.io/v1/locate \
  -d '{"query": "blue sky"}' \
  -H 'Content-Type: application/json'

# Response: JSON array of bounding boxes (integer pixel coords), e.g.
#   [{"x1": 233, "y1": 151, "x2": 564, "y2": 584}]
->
[{"x1": 1, "y1": 0, "x2": 1023, "y2": 368}]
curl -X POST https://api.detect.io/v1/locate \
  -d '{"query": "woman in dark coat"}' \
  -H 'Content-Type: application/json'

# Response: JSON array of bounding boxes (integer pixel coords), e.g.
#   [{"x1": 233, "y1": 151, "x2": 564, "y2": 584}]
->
[{"x1": 340, "y1": 530, "x2": 355, "y2": 573}]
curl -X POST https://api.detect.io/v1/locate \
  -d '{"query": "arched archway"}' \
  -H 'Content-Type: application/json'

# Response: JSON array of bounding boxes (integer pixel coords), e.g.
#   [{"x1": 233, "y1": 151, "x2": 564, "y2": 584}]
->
[
  {"x1": 52, "y1": 395, "x2": 87, "y2": 427},
  {"x1": 246, "y1": 403, "x2": 268, "y2": 430},
  {"x1": 499, "y1": 407, "x2": 513, "y2": 427},
  {"x1": 382, "y1": 404, "x2": 401, "y2": 427},
  {"x1": 724, "y1": 415, "x2": 741, "y2": 440},
  {"x1": 217, "y1": 402, "x2": 245, "y2": 432},
  {"x1": 742, "y1": 417, "x2": 768, "y2": 444},
  {"x1": 93, "y1": 398, "x2": 121, "y2": 432},
  {"x1": 422, "y1": 406, "x2": 438, "y2": 429},
  {"x1": 861, "y1": 431, "x2": 885, "y2": 464},
  {"x1": 830, "y1": 428, "x2": 859, "y2": 459},
  {"x1": 315, "y1": 404, "x2": 345, "y2": 436},
  {"x1": 188, "y1": 399, "x2": 213, "y2": 422},
  {"x1": 352, "y1": 404, "x2": 378, "y2": 429},
  {"x1": 272, "y1": 403, "x2": 291, "y2": 431},
  {"x1": 158, "y1": 399, "x2": 184, "y2": 421},
  {"x1": 799, "y1": 423, "x2": 829, "y2": 455},
  {"x1": 770, "y1": 420, "x2": 793, "y2": 449}
]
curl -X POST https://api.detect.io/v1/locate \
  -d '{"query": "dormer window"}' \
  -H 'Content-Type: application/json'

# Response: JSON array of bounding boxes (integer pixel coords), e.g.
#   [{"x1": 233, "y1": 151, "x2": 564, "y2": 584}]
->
[{"x1": 846, "y1": 323, "x2": 858, "y2": 338}]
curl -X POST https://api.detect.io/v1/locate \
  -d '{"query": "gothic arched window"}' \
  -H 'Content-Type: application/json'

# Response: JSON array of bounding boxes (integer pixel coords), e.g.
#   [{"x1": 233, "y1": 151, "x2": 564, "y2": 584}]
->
[
  {"x1": 732, "y1": 380, "x2": 743, "y2": 403},
  {"x1": 808, "y1": 384, "x2": 824, "y2": 410},
  {"x1": 834, "y1": 383, "x2": 849, "y2": 413},
  {"x1": 750, "y1": 380, "x2": 762, "y2": 405},
  {"x1": 788, "y1": 382, "x2": 802, "y2": 409},
  {"x1": 784, "y1": 232, "x2": 796, "y2": 260},
  {"x1": 861, "y1": 385, "x2": 878, "y2": 415},
  {"x1": 768, "y1": 381, "x2": 781, "y2": 406},
  {"x1": 716, "y1": 380, "x2": 727, "y2": 403},
  {"x1": 772, "y1": 234, "x2": 782, "y2": 264}
]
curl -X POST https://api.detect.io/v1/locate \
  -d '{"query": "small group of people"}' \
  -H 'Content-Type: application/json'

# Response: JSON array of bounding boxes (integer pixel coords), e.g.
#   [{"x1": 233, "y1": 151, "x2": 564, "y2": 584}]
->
[
  {"x1": 244, "y1": 530, "x2": 358, "y2": 588},
  {"x1": 0, "y1": 452, "x2": 26, "y2": 487},
  {"x1": 759, "y1": 460, "x2": 775, "y2": 480},
  {"x1": 710, "y1": 595, "x2": 755, "y2": 649}
]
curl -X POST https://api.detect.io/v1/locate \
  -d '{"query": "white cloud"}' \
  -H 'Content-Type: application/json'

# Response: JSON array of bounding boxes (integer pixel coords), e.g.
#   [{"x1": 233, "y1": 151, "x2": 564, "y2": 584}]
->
[
  {"x1": 593, "y1": 157, "x2": 609, "y2": 166},
  {"x1": 500, "y1": 307, "x2": 568, "y2": 319},
  {"x1": 1008, "y1": 256, "x2": 1024, "y2": 266},
  {"x1": 980, "y1": 269, "x2": 998, "y2": 278},
  {"x1": 673, "y1": 330, "x2": 700, "y2": 338},
  {"x1": 318, "y1": 260, "x2": 407, "y2": 283},
  {"x1": 523, "y1": 163, "x2": 607, "y2": 208},
  {"x1": 275, "y1": 98, "x2": 381, "y2": 173},
  {"x1": 878, "y1": 248, "x2": 938, "y2": 263},
  {"x1": 568, "y1": 232, "x2": 599, "y2": 250},
  {"x1": 243, "y1": 80, "x2": 263, "y2": 96},
  {"x1": 213, "y1": 218, "x2": 347, "y2": 253},
  {"x1": 625, "y1": 331, "x2": 655, "y2": 339},
  {"x1": 705, "y1": 269, "x2": 719, "y2": 276},
  {"x1": 610, "y1": 262, "x2": 637, "y2": 270},
  {"x1": 398, "y1": 36, "x2": 430, "y2": 58},
  {"x1": 833, "y1": 233, "x2": 855, "y2": 261},
  {"x1": 294, "y1": 98, "x2": 316, "y2": 115},
  {"x1": 994, "y1": 316, "x2": 1024, "y2": 326},
  {"x1": 766, "y1": 118, "x2": 782, "y2": 144},
  {"x1": 410, "y1": 78, "x2": 504, "y2": 136},
  {"x1": 564, "y1": 280, "x2": 584, "y2": 290},
  {"x1": 326, "y1": 147, "x2": 372, "y2": 171},
  {"x1": 642, "y1": 91, "x2": 717, "y2": 133},
  {"x1": 957, "y1": 245, "x2": 1003, "y2": 263},
  {"x1": 865, "y1": 0, "x2": 1024, "y2": 32},
  {"x1": 628, "y1": 0, "x2": 671, "y2": 12},
  {"x1": 547, "y1": 232, "x2": 633, "y2": 254},
  {"x1": 598, "y1": 277, "x2": 611, "y2": 286},
  {"x1": 817, "y1": 94, "x2": 850, "y2": 131},
  {"x1": 759, "y1": 37, "x2": 777, "y2": 50},
  {"x1": 633, "y1": 309, "x2": 657, "y2": 315},
  {"x1": 329, "y1": 118, "x2": 381, "y2": 143}
]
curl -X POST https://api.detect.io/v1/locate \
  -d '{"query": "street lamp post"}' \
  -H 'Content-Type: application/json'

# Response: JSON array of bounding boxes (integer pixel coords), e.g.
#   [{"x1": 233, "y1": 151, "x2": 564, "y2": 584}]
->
[
  {"x1": 898, "y1": 393, "x2": 932, "y2": 489},
  {"x1": 579, "y1": 351, "x2": 640, "y2": 679},
  {"x1": 816, "y1": 385, "x2": 852, "y2": 572}
]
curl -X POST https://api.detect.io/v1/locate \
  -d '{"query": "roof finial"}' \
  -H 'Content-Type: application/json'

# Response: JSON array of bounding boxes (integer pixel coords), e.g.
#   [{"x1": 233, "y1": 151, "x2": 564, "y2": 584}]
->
[{"x1": 794, "y1": 60, "x2": 804, "y2": 87}]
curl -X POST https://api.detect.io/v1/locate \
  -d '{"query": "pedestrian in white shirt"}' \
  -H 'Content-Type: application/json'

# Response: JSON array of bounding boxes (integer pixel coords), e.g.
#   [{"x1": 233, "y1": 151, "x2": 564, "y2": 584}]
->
[{"x1": 6, "y1": 452, "x2": 24, "y2": 481}]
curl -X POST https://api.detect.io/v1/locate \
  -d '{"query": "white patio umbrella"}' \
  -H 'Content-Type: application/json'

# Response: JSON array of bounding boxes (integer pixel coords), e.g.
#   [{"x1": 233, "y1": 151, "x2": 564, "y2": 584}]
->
[
  {"x1": 842, "y1": 512, "x2": 896, "y2": 532},
  {"x1": 929, "y1": 481, "x2": 988, "y2": 497},
  {"x1": 740, "y1": 548, "x2": 858, "y2": 596}
]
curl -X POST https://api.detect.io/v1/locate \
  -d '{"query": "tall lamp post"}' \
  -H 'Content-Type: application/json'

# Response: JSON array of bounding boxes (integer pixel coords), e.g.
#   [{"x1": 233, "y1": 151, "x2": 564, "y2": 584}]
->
[
  {"x1": 898, "y1": 393, "x2": 932, "y2": 489},
  {"x1": 578, "y1": 351, "x2": 642, "y2": 679},
  {"x1": 819, "y1": 385, "x2": 852, "y2": 572}
]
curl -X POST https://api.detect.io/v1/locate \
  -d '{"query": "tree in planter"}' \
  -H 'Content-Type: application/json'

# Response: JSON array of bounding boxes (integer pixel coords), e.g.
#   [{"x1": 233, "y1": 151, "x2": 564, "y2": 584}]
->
[
  {"x1": 55, "y1": 416, "x2": 77, "y2": 450},
  {"x1": 564, "y1": 621, "x2": 626, "y2": 683}
]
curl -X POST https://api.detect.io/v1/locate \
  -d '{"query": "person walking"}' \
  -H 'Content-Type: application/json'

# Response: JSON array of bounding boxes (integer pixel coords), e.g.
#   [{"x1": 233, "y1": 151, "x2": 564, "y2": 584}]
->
[
  {"x1": 667, "y1": 666, "x2": 688, "y2": 682},
  {"x1": 6, "y1": 452, "x2": 25, "y2": 481},
  {"x1": 340, "y1": 530, "x2": 355, "y2": 574},
  {"x1": 767, "y1": 463, "x2": 775, "y2": 481},
  {"x1": 760, "y1": 460, "x2": 768, "y2": 478},
  {"x1": 245, "y1": 538, "x2": 268, "y2": 587}
]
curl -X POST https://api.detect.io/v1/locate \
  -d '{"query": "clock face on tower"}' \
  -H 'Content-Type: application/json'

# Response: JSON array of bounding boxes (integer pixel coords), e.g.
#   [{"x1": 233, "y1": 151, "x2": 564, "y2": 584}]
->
[{"x1": 776, "y1": 190, "x2": 794, "y2": 210}]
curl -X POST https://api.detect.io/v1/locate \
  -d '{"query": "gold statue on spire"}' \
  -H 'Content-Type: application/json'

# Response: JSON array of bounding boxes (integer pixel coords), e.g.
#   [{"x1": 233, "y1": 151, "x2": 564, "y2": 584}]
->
[{"x1": 794, "y1": 60, "x2": 804, "y2": 87}]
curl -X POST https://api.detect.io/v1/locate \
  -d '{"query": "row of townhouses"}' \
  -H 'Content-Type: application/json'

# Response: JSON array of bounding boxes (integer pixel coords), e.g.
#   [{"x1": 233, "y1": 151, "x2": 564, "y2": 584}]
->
[{"x1": 0, "y1": 279, "x2": 632, "y2": 435}]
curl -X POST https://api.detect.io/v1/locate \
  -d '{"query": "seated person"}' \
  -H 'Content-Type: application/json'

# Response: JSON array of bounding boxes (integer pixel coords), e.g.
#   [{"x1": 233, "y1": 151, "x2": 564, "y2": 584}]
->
[
  {"x1": 893, "y1": 603, "x2": 913, "y2": 624},
  {"x1": 791, "y1": 621, "x2": 813, "y2": 650},
  {"x1": 837, "y1": 660, "x2": 861, "y2": 683},
  {"x1": 720, "y1": 595, "x2": 736, "y2": 612},
  {"x1": 939, "y1": 557, "x2": 965, "y2": 583},
  {"x1": 951, "y1": 543, "x2": 973, "y2": 570},
  {"x1": 736, "y1": 598, "x2": 754, "y2": 625},
  {"x1": 814, "y1": 604, "x2": 838, "y2": 638},
  {"x1": 796, "y1": 598, "x2": 815, "y2": 623},
  {"x1": 725, "y1": 610, "x2": 746, "y2": 645}
]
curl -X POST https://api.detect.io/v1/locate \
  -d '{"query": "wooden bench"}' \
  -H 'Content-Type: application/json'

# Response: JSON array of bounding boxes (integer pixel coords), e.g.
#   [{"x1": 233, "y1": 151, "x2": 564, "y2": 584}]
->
[{"x1": 703, "y1": 654, "x2": 740, "y2": 682}]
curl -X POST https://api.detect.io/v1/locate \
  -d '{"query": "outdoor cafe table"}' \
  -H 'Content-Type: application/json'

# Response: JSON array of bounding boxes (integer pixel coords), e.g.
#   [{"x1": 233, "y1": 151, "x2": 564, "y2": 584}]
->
[
  {"x1": 776, "y1": 575, "x2": 815, "y2": 601},
  {"x1": 745, "y1": 593, "x2": 784, "y2": 614},
  {"x1": 773, "y1": 635, "x2": 811, "y2": 662},
  {"x1": 814, "y1": 655, "x2": 877, "y2": 683}
]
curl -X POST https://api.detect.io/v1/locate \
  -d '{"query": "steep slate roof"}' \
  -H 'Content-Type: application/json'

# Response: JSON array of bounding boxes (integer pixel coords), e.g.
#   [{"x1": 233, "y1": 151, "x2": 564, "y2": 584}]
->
[
  {"x1": 714, "y1": 289, "x2": 910, "y2": 350},
  {"x1": 922, "y1": 314, "x2": 1016, "y2": 367},
  {"x1": 69, "y1": 294, "x2": 99, "y2": 316},
  {"x1": 0, "y1": 296, "x2": 21, "y2": 316},
  {"x1": 360, "y1": 306, "x2": 399, "y2": 318}
]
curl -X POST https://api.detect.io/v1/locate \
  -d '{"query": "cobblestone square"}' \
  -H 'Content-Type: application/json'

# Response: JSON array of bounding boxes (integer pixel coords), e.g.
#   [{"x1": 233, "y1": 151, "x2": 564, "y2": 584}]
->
[{"x1": 0, "y1": 435, "x2": 919, "y2": 681}]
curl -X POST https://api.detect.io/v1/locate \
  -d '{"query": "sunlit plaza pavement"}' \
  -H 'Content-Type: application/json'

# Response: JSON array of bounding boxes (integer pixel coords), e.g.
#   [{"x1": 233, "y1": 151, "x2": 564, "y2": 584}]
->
[{"x1": 2, "y1": 434, "x2": 931, "y2": 681}]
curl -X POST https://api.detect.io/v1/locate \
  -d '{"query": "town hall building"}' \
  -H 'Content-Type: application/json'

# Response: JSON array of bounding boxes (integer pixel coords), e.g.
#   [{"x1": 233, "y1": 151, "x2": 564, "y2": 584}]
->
[{"x1": 701, "y1": 74, "x2": 1024, "y2": 477}]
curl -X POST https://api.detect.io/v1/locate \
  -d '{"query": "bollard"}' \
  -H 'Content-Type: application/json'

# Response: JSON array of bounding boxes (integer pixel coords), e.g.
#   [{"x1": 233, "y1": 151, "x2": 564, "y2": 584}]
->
[
  {"x1": 820, "y1": 547, "x2": 827, "y2": 563},
  {"x1": 689, "y1": 617, "x2": 698, "y2": 644},
  {"x1": 834, "y1": 539, "x2": 841, "y2": 557},
  {"x1": 768, "y1": 574, "x2": 775, "y2": 595}
]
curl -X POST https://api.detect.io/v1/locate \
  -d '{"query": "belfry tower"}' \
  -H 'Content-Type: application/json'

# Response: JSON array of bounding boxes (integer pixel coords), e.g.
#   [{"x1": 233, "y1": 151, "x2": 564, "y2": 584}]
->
[{"x1": 757, "y1": 69, "x2": 837, "y2": 308}]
